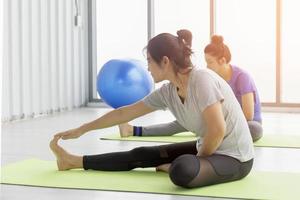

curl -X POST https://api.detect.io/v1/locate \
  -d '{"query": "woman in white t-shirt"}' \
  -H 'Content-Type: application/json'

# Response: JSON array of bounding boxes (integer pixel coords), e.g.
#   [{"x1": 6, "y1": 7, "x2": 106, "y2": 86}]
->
[{"x1": 50, "y1": 29, "x2": 254, "y2": 188}]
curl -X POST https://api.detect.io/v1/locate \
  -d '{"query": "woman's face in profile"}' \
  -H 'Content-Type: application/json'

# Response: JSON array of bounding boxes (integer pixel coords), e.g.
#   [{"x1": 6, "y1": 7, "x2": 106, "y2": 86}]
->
[{"x1": 205, "y1": 53, "x2": 224, "y2": 73}]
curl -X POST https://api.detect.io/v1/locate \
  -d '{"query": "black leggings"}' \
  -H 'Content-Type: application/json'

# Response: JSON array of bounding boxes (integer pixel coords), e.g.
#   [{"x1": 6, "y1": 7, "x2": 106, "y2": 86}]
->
[{"x1": 83, "y1": 141, "x2": 253, "y2": 188}]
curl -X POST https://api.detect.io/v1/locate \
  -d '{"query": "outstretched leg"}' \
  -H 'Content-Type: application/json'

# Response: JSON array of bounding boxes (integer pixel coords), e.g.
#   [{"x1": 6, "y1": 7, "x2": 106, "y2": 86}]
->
[
  {"x1": 141, "y1": 120, "x2": 188, "y2": 136},
  {"x1": 83, "y1": 141, "x2": 197, "y2": 171},
  {"x1": 119, "y1": 120, "x2": 188, "y2": 137},
  {"x1": 50, "y1": 137, "x2": 197, "y2": 172}
]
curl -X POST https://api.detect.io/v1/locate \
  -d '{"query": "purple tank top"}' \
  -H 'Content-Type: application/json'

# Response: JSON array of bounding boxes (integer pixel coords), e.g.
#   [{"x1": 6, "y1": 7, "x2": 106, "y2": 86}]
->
[{"x1": 228, "y1": 65, "x2": 262, "y2": 122}]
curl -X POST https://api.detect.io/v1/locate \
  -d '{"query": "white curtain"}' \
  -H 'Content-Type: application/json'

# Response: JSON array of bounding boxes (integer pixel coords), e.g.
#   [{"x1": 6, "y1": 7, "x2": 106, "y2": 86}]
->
[{"x1": 2, "y1": 0, "x2": 89, "y2": 122}]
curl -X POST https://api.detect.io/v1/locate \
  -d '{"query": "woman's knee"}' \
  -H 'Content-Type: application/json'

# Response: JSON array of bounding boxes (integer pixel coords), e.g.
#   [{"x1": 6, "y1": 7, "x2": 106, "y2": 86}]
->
[
  {"x1": 130, "y1": 146, "x2": 160, "y2": 160},
  {"x1": 169, "y1": 154, "x2": 200, "y2": 188},
  {"x1": 248, "y1": 121, "x2": 263, "y2": 142}
]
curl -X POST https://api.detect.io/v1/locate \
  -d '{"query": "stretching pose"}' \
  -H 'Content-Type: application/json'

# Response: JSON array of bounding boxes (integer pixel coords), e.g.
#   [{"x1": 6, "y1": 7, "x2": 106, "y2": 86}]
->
[
  {"x1": 50, "y1": 30, "x2": 254, "y2": 188},
  {"x1": 121, "y1": 35, "x2": 263, "y2": 142}
]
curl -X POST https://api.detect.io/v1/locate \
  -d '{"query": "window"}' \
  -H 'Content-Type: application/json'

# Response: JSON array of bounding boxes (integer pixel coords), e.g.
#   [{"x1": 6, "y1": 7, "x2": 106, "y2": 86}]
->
[
  {"x1": 154, "y1": 0, "x2": 210, "y2": 68},
  {"x1": 95, "y1": 0, "x2": 148, "y2": 98},
  {"x1": 281, "y1": 1, "x2": 300, "y2": 103},
  {"x1": 91, "y1": 0, "x2": 300, "y2": 106},
  {"x1": 215, "y1": 0, "x2": 276, "y2": 103}
]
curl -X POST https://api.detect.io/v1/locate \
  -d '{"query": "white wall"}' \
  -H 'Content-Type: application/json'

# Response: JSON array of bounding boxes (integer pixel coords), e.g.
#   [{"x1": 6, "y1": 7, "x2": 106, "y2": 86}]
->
[
  {"x1": 2, "y1": 0, "x2": 89, "y2": 121},
  {"x1": 1, "y1": 0, "x2": 4, "y2": 161}
]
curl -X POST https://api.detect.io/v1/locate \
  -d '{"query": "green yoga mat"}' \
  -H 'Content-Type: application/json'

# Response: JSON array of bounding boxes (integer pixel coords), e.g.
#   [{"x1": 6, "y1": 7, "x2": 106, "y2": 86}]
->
[
  {"x1": 1, "y1": 159, "x2": 300, "y2": 200},
  {"x1": 100, "y1": 132, "x2": 300, "y2": 148}
]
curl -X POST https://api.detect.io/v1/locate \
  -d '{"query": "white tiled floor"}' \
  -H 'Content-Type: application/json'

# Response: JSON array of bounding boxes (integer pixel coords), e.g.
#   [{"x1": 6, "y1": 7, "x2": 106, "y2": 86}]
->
[{"x1": 1, "y1": 107, "x2": 300, "y2": 200}]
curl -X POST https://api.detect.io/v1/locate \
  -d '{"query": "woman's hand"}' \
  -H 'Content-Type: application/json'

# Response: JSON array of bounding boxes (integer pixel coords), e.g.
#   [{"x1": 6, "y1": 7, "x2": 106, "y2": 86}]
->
[{"x1": 54, "y1": 126, "x2": 85, "y2": 140}]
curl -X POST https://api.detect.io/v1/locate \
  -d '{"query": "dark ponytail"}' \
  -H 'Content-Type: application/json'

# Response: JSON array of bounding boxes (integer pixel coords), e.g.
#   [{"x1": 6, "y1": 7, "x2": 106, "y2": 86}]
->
[
  {"x1": 147, "y1": 29, "x2": 194, "y2": 74},
  {"x1": 177, "y1": 29, "x2": 193, "y2": 59}
]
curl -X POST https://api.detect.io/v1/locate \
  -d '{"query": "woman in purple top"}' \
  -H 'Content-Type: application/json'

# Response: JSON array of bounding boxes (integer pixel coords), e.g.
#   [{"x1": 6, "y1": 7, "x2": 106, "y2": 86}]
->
[{"x1": 120, "y1": 35, "x2": 263, "y2": 142}]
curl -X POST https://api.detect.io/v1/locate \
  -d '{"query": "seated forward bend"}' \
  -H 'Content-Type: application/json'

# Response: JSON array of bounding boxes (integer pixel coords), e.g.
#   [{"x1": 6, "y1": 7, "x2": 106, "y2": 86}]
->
[
  {"x1": 121, "y1": 35, "x2": 263, "y2": 142},
  {"x1": 50, "y1": 29, "x2": 254, "y2": 188}
]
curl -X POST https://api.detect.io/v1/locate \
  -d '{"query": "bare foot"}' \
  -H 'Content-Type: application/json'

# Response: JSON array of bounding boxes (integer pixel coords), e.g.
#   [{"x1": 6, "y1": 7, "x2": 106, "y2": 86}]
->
[
  {"x1": 156, "y1": 163, "x2": 171, "y2": 173},
  {"x1": 49, "y1": 137, "x2": 82, "y2": 171},
  {"x1": 118, "y1": 123, "x2": 133, "y2": 137}
]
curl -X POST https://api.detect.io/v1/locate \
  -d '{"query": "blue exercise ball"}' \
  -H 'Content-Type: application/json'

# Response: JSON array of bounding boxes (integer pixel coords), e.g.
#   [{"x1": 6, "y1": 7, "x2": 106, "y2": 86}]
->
[{"x1": 97, "y1": 59, "x2": 154, "y2": 108}]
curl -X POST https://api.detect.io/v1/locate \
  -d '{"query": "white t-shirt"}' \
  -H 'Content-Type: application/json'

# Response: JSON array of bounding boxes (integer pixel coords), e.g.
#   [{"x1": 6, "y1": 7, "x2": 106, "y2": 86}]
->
[{"x1": 142, "y1": 68, "x2": 254, "y2": 162}]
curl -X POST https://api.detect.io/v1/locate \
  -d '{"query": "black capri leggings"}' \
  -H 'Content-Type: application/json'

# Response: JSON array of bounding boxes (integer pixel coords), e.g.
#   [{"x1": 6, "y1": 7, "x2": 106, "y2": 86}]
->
[{"x1": 83, "y1": 141, "x2": 253, "y2": 188}]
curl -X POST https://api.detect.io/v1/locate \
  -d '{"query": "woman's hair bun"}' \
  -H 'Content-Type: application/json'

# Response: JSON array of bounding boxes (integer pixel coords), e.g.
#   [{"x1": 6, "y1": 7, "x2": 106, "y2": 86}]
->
[
  {"x1": 177, "y1": 29, "x2": 192, "y2": 46},
  {"x1": 211, "y1": 35, "x2": 223, "y2": 45}
]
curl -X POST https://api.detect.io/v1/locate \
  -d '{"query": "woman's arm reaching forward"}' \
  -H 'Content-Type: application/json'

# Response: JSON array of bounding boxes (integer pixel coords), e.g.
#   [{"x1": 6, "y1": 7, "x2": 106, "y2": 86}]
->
[{"x1": 55, "y1": 101, "x2": 155, "y2": 140}]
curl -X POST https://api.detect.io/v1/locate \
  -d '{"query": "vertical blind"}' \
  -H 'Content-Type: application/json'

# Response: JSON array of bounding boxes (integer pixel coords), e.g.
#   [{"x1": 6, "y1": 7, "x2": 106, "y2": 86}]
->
[{"x1": 2, "y1": 0, "x2": 89, "y2": 122}]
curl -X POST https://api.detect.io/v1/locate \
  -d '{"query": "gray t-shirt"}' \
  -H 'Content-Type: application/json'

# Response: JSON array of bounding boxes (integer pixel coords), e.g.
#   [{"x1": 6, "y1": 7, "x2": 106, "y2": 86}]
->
[{"x1": 142, "y1": 68, "x2": 254, "y2": 162}]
